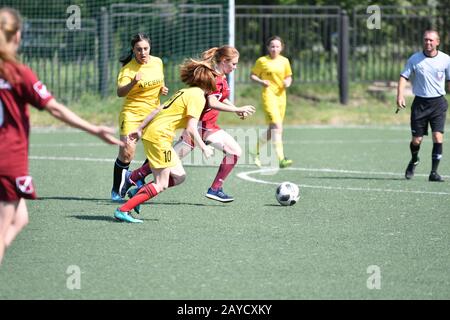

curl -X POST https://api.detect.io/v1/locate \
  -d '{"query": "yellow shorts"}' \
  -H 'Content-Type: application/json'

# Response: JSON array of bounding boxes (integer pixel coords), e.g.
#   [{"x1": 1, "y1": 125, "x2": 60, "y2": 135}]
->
[
  {"x1": 262, "y1": 92, "x2": 287, "y2": 124},
  {"x1": 142, "y1": 139, "x2": 180, "y2": 169},
  {"x1": 119, "y1": 110, "x2": 148, "y2": 136}
]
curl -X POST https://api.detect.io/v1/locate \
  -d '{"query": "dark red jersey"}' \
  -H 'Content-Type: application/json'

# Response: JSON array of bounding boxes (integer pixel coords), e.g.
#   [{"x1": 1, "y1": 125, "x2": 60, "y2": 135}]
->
[
  {"x1": 0, "y1": 62, "x2": 53, "y2": 177},
  {"x1": 199, "y1": 75, "x2": 230, "y2": 130}
]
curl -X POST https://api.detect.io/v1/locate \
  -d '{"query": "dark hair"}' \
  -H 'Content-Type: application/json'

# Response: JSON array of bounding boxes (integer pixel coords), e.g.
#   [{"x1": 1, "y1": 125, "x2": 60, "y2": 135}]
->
[
  {"x1": 119, "y1": 33, "x2": 151, "y2": 66},
  {"x1": 266, "y1": 35, "x2": 284, "y2": 48}
]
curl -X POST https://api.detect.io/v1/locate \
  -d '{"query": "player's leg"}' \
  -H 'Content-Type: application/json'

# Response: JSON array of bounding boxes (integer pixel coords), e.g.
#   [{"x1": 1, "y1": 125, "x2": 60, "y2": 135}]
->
[
  {"x1": 4, "y1": 198, "x2": 28, "y2": 248},
  {"x1": 205, "y1": 130, "x2": 241, "y2": 202},
  {"x1": 254, "y1": 94, "x2": 276, "y2": 167},
  {"x1": 405, "y1": 98, "x2": 425, "y2": 179},
  {"x1": 114, "y1": 136, "x2": 137, "y2": 198},
  {"x1": 114, "y1": 140, "x2": 182, "y2": 222},
  {"x1": 274, "y1": 94, "x2": 292, "y2": 168},
  {"x1": 428, "y1": 97, "x2": 447, "y2": 182},
  {"x1": 0, "y1": 200, "x2": 19, "y2": 265},
  {"x1": 112, "y1": 113, "x2": 139, "y2": 201}
]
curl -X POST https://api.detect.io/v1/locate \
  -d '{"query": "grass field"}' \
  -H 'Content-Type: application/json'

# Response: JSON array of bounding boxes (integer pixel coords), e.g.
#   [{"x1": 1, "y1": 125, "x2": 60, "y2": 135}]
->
[{"x1": 0, "y1": 125, "x2": 449, "y2": 300}]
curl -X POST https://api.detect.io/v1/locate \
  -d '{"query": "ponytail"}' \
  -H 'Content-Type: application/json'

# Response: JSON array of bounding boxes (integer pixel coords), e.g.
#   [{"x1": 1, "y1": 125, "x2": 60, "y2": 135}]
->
[
  {"x1": 119, "y1": 49, "x2": 133, "y2": 66},
  {"x1": 200, "y1": 45, "x2": 239, "y2": 70}
]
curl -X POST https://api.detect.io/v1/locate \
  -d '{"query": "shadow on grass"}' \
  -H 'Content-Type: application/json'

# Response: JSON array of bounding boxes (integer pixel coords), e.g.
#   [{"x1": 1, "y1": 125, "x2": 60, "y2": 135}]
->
[
  {"x1": 36, "y1": 196, "x2": 223, "y2": 207},
  {"x1": 69, "y1": 215, "x2": 159, "y2": 223}
]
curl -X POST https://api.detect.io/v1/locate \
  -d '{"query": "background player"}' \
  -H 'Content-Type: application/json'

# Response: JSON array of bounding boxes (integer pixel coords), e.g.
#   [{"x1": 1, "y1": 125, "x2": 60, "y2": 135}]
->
[
  {"x1": 250, "y1": 36, "x2": 293, "y2": 169},
  {"x1": 111, "y1": 33, "x2": 168, "y2": 201}
]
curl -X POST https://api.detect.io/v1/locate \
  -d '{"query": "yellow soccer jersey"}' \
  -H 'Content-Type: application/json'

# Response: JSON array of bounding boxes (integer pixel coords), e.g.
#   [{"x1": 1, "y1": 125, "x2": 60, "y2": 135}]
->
[
  {"x1": 143, "y1": 87, "x2": 206, "y2": 143},
  {"x1": 251, "y1": 55, "x2": 292, "y2": 96},
  {"x1": 117, "y1": 56, "x2": 165, "y2": 116}
]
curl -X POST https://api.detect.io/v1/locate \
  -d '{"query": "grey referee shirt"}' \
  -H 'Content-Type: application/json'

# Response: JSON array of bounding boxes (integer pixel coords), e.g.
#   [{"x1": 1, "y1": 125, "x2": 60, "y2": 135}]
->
[{"x1": 400, "y1": 50, "x2": 450, "y2": 98}]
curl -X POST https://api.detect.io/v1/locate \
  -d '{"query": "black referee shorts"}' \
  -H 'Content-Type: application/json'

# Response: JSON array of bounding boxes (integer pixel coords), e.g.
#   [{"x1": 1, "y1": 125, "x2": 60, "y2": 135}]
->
[{"x1": 410, "y1": 95, "x2": 448, "y2": 137}]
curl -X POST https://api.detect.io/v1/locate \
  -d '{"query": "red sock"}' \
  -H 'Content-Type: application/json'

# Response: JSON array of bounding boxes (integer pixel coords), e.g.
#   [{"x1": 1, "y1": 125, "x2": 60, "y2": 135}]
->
[
  {"x1": 168, "y1": 176, "x2": 175, "y2": 188},
  {"x1": 119, "y1": 183, "x2": 157, "y2": 212},
  {"x1": 130, "y1": 163, "x2": 152, "y2": 183},
  {"x1": 211, "y1": 155, "x2": 238, "y2": 190}
]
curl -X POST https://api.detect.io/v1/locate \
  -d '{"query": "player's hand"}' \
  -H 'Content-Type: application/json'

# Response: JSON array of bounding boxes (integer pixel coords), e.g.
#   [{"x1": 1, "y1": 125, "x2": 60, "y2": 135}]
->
[
  {"x1": 95, "y1": 126, "x2": 125, "y2": 146},
  {"x1": 160, "y1": 86, "x2": 169, "y2": 96},
  {"x1": 128, "y1": 129, "x2": 142, "y2": 142},
  {"x1": 202, "y1": 145, "x2": 214, "y2": 159},
  {"x1": 261, "y1": 80, "x2": 270, "y2": 88},
  {"x1": 236, "y1": 105, "x2": 256, "y2": 120},
  {"x1": 133, "y1": 72, "x2": 142, "y2": 84},
  {"x1": 396, "y1": 96, "x2": 406, "y2": 110}
]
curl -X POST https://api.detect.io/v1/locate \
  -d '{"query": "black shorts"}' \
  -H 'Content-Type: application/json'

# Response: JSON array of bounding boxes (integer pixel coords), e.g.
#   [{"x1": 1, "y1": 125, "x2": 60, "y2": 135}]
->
[{"x1": 410, "y1": 96, "x2": 448, "y2": 137}]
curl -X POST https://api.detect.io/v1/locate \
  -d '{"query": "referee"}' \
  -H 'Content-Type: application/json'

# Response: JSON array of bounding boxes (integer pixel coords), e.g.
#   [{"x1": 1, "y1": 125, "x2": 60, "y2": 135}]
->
[{"x1": 397, "y1": 30, "x2": 450, "y2": 182}]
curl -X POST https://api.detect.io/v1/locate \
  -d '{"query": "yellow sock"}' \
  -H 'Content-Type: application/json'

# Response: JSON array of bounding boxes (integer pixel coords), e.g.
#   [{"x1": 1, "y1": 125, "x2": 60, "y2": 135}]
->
[{"x1": 274, "y1": 141, "x2": 284, "y2": 161}]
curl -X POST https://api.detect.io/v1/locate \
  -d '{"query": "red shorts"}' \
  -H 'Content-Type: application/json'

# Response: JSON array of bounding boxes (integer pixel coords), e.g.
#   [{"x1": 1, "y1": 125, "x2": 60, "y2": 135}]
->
[{"x1": 0, "y1": 175, "x2": 37, "y2": 201}]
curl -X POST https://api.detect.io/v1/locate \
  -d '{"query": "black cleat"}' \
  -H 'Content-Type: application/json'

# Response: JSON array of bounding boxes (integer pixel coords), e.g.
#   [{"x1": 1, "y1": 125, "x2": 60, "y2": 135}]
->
[
  {"x1": 429, "y1": 171, "x2": 444, "y2": 182},
  {"x1": 405, "y1": 158, "x2": 420, "y2": 180}
]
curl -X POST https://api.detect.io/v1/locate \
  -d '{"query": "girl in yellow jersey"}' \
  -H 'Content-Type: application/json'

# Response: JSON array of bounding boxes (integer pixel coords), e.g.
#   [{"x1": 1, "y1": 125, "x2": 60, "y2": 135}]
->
[
  {"x1": 113, "y1": 59, "x2": 215, "y2": 223},
  {"x1": 251, "y1": 36, "x2": 293, "y2": 168},
  {"x1": 111, "y1": 33, "x2": 169, "y2": 201}
]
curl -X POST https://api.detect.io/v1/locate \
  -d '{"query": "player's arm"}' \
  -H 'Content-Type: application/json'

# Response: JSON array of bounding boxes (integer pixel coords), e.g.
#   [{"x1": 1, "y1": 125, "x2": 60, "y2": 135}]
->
[
  {"x1": 207, "y1": 95, "x2": 255, "y2": 116},
  {"x1": 44, "y1": 98, "x2": 124, "y2": 146},
  {"x1": 250, "y1": 73, "x2": 270, "y2": 87},
  {"x1": 283, "y1": 76, "x2": 293, "y2": 88},
  {"x1": 128, "y1": 105, "x2": 164, "y2": 141},
  {"x1": 397, "y1": 76, "x2": 408, "y2": 109},
  {"x1": 185, "y1": 117, "x2": 213, "y2": 158},
  {"x1": 117, "y1": 72, "x2": 141, "y2": 97}
]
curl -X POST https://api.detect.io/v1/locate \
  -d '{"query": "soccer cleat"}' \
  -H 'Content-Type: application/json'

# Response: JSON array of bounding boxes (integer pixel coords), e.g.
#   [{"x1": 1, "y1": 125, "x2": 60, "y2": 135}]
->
[
  {"x1": 119, "y1": 171, "x2": 145, "y2": 198},
  {"x1": 429, "y1": 171, "x2": 444, "y2": 182},
  {"x1": 279, "y1": 158, "x2": 293, "y2": 169},
  {"x1": 114, "y1": 208, "x2": 143, "y2": 223},
  {"x1": 405, "y1": 158, "x2": 420, "y2": 180},
  {"x1": 111, "y1": 190, "x2": 124, "y2": 202},
  {"x1": 205, "y1": 187, "x2": 234, "y2": 203}
]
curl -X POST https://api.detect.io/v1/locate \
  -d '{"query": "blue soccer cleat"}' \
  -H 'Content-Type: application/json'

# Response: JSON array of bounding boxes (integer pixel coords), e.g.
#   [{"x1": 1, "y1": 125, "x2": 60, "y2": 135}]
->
[
  {"x1": 111, "y1": 190, "x2": 124, "y2": 203},
  {"x1": 114, "y1": 208, "x2": 143, "y2": 223},
  {"x1": 205, "y1": 187, "x2": 234, "y2": 203},
  {"x1": 119, "y1": 171, "x2": 145, "y2": 198}
]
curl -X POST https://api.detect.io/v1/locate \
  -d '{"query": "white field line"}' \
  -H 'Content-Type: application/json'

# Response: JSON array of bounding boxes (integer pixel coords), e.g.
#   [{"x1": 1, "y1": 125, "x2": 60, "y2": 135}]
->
[
  {"x1": 30, "y1": 155, "x2": 449, "y2": 195},
  {"x1": 237, "y1": 168, "x2": 450, "y2": 196},
  {"x1": 29, "y1": 138, "x2": 411, "y2": 148}
]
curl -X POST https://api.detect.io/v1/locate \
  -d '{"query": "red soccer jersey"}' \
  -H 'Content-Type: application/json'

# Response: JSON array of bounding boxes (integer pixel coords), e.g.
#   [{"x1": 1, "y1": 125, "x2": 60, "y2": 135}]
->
[
  {"x1": 0, "y1": 62, "x2": 53, "y2": 177},
  {"x1": 199, "y1": 75, "x2": 230, "y2": 130}
]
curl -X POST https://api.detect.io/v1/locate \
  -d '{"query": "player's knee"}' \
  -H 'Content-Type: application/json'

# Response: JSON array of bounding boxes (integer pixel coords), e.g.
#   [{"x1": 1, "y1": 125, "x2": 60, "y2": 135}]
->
[
  {"x1": 171, "y1": 173, "x2": 186, "y2": 186},
  {"x1": 432, "y1": 132, "x2": 443, "y2": 143},
  {"x1": 412, "y1": 137, "x2": 423, "y2": 145}
]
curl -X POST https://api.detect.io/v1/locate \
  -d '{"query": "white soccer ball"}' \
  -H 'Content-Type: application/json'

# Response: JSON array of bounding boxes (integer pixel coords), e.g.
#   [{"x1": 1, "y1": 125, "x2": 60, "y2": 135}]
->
[{"x1": 275, "y1": 181, "x2": 300, "y2": 206}]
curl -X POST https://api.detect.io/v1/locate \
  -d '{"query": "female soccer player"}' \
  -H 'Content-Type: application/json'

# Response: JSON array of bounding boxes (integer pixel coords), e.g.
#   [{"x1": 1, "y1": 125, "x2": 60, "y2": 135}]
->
[
  {"x1": 250, "y1": 36, "x2": 293, "y2": 168},
  {"x1": 0, "y1": 7, "x2": 123, "y2": 264},
  {"x1": 173, "y1": 46, "x2": 255, "y2": 202},
  {"x1": 111, "y1": 33, "x2": 168, "y2": 201},
  {"x1": 113, "y1": 59, "x2": 216, "y2": 223}
]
